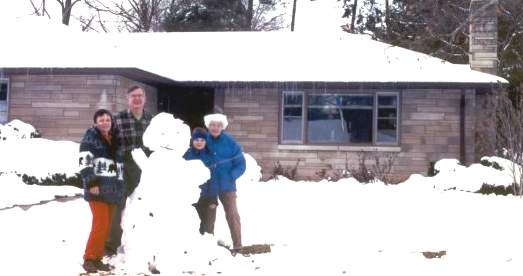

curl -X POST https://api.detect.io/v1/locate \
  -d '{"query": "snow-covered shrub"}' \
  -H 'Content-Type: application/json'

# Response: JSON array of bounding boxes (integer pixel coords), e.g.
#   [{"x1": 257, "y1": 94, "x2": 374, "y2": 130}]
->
[
  {"x1": 237, "y1": 153, "x2": 262, "y2": 184},
  {"x1": 21, "y1": 173, "x2": 82, "y2": 188},
  {"x1": 477, "y1": 183, "x2": 513, "y2": 196},
  {"x1": 429, "y1": 158, "x2": 514, "y2": 193},
  {"x1": 0, "y1": 119, "x2": 41, "y2": 141},
  {"x1": 0, "y1": 125, "x2": 80, "y2": 186},
  {"x1": 479, "y1": 159, "x2": 503, "y2": 171}
]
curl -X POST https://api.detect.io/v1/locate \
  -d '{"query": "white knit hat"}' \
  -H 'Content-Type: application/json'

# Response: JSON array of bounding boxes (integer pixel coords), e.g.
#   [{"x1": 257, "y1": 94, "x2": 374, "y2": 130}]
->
[{"x1": 204, "y1": 113, "x2": 229, "y2": 129}]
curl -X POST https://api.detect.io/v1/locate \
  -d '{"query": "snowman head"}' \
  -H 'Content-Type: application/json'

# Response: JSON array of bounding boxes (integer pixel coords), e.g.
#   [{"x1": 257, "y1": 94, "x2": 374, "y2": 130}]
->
[{"x1": 142, "y1": 113, "x2": 191, "y2": 156}]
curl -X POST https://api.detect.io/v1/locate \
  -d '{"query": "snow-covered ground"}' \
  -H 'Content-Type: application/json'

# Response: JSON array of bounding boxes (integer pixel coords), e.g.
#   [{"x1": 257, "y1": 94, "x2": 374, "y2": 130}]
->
[{"x1": 1, "y1": 118, "x2": 523, "y2": 275}]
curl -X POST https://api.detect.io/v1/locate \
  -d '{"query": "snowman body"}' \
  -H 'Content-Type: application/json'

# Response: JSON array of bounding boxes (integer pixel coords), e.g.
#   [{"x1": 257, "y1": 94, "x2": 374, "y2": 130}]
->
[{"x1": 119, "y1": 113, "x2": 211, "y2": 274}]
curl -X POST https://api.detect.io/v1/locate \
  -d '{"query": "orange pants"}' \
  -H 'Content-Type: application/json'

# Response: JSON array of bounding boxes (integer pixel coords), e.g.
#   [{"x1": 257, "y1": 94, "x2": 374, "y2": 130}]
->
[{"x1": 84, "y1": 201, "x2": 116, "y2": 261}]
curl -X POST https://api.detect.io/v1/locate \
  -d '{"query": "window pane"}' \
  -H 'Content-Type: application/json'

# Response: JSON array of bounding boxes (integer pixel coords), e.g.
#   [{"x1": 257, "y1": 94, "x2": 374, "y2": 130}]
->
[
  {"x1": 284, "y1": 94, "x2": 303, "y2": 105},
  {"x1": 283, "y1": 117, "x2": 302, "y2": 141},
  {"x1": 282, "y1": 93, "x2": 303, "y2": 142},
  {"x1": 377, "y1": 119, "x2": 397, "y2": 143},
  {"x1": 342, "y1": 95, "x2": 373, "y2": 107},
  {"x1": 378, "y1": 95, "x2": 397, "y2": 107},
  {"x1": 378, "y1": 108, "x2": 397, "y2": 118},
  {"x1": 0, "y1": 82, "x2": 7, "y2": 101},
  {"x1": 284, "y1": 107, "x2": 302, "y2": 117},
  {"x1": 309, "y1": 95, "x2": 336, "y2": 106},
  {"x1": 307, "y1": 107, "x2": 373, "y2": 143}
]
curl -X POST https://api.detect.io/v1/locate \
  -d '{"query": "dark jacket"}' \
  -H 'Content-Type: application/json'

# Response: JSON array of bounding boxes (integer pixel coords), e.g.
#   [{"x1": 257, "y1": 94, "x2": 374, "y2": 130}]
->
[
  {"x1": 206, "y1": 132, "x2": 246, "y2": 194},
  {"x1": 183, "y1": 147, "x2": 217, "y2": 198},
  {"x1": 79, "y1": 127, "x2": 124, "y2": 204}
]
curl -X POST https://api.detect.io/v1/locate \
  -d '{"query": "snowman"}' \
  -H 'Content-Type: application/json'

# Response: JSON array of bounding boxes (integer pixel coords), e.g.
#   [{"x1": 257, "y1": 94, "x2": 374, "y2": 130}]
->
[{"x1": 117, "y1": 113, "x2": 218, "y2": 274}]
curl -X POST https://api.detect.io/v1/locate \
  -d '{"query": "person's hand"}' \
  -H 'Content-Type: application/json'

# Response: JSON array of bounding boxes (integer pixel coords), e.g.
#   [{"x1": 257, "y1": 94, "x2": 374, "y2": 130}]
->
[{"x1": 89, "y1": 186, "x2": 100, "y2": 195}]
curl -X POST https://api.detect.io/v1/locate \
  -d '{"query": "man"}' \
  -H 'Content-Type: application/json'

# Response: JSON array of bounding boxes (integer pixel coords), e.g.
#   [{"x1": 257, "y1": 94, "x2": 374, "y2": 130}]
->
[
  {"x1": 105, "y1": 85, "x2": 152, "y2": 256},
  {"x1": 203, "y1": 113, "x2": 246, "y2": 251}
]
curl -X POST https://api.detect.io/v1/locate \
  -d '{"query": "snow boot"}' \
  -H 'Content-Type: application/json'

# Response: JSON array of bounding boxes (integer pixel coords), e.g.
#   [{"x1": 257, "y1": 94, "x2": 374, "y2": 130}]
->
[
  {"x1": 94, "y1": 259, "x2": 112, "y2": 272},
  {"x1": 82, "y1": 260, "x2": 98, "y2": 273}
]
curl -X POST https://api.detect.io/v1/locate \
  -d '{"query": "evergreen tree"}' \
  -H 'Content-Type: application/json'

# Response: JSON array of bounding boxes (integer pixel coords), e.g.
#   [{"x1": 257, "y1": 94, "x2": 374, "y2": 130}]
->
[{"x1": 162, "y1": 0, "x2": 249, "y2": 31}]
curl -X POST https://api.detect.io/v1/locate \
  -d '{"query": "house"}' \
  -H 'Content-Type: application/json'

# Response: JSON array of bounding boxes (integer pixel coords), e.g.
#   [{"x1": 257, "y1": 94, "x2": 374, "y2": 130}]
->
[{"x1": 0, "y1": 0, "x2": 506, "y2": 180}]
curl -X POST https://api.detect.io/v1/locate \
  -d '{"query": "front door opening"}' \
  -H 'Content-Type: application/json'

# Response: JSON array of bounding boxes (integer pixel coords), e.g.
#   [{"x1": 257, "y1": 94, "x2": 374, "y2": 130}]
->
[{"x1": 157, "y1": 85, "x2": 215, "y2": 130}]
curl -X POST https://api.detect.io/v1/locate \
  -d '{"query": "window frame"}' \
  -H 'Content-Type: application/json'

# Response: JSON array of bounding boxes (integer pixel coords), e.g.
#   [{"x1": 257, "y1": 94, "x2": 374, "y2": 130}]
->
[
  {"x1": 279, "y1": 90, "x2": 401, "y2": 147},
  {"x1": 280, "y1": 91, "x2": 306, "y2": 144},
  {"x1": 0, "y1": 78, "x2": 9, "y2": 124},
  {"x1": 374, "y1": 92, "x2": 401, "y2": 146}
]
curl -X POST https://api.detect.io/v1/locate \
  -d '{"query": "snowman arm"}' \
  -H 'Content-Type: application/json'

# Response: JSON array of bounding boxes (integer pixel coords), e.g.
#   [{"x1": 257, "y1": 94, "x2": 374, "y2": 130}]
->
[{"x1": 131, "y1": 148, "x2": 148, "y2": 170}]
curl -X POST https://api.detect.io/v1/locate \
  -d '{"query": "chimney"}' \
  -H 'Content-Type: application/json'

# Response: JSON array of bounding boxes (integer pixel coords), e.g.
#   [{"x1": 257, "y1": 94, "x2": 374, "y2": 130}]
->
[{"x1": 469, "y1": 0, "x2": 498, "y2": 75}]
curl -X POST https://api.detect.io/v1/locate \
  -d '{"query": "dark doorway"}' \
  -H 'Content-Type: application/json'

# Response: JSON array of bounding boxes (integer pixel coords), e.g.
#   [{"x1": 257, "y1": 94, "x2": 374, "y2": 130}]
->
[{"x1": 157, "y1": 85, "x2": 214, "y2": 130}]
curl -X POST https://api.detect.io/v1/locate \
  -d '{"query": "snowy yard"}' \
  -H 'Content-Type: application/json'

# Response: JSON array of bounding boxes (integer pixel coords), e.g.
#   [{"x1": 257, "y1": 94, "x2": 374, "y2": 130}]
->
[{"x1": 1, "y1": 119, "x2": 523, "y2": 275}]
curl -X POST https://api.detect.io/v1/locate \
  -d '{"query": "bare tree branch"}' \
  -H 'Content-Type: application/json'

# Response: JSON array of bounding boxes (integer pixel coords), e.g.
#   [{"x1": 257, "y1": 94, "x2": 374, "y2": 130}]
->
[{"x1": 450, "y1": 0, "x2": 497, "y2": 42}]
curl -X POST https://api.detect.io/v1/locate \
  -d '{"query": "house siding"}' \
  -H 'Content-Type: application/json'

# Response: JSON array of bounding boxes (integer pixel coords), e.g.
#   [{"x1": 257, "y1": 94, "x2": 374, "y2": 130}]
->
[
  {"x1": 224, "y1": 88, "x2": 476, "y2": 181},
  {"x1": 7, "y1": 74, "x2": 157, "y2": 141}
]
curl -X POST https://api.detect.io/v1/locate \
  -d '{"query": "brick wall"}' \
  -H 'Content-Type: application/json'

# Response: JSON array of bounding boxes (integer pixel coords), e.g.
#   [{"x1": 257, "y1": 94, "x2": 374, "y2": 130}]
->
[
  {"x1": 7, "y1": 74, "x2": 157, "y2": 141},
  {"x1": 224, "y1": 88, "x2": 477, "y2": 181},
  {"x1": 114, "y1": 76, "x2": 158, "y2": 113}
]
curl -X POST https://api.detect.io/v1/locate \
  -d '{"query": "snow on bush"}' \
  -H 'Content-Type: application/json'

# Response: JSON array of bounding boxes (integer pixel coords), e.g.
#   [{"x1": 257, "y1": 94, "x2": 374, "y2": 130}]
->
[
  {"x1": 0, "y1": 119, "x2": 40, "y2": 140},
  {"x1": 0, "y1": 137, "x2": 80, "y2": 179},
  {"x1": 0, "y1": 119, "x2": 78, "y2": 179},
  {"x1": 400, "y1": 157, "x2": 514, "y2": 193},
  {"x1": 0, "y1": 119, "x2": 81, "y2": 208}
]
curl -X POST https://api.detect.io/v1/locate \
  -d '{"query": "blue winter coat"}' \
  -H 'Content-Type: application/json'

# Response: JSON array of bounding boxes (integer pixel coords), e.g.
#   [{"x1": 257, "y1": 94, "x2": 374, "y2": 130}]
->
[
  {"x1": 206, "y1": 132, "x2": 246, "y2": 194},
  {"x1": 79, "y1": 127, "x2": 124, "y2": 204},
  {"x1": 183, "y1": 147, "x2": 218, "y2": 198}
]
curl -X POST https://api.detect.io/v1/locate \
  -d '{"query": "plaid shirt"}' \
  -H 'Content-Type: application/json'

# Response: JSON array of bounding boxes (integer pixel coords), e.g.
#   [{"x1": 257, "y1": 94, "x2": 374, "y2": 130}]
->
[{"x1": 113, "y1": 110, "x2": 152, "y2": 157}]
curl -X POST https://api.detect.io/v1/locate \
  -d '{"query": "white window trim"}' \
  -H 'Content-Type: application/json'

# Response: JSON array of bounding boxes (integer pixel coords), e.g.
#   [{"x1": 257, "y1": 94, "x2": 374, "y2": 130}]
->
[
  {"x1": 0, "y1": 78, "x2": 9, "y2": 124},
  {"x1": 281, "y1": 91, "x2": 305, "y2": 144}
]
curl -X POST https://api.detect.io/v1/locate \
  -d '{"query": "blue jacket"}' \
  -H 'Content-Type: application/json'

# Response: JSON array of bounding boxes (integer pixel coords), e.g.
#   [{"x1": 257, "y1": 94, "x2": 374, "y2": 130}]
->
[
  {"x1": 183, "y1": 147, "x2": 217, "y2": 198},
  {"x1": 79, "y1": 127, "x2": 124, "y2": 204},
  {"x1": 206, "y1": 132, "x2": 246, "y2": 194}
]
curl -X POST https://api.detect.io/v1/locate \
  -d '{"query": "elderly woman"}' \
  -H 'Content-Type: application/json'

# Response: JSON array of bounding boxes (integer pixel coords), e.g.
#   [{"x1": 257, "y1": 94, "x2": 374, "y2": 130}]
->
[
  {"x1": 79, "y1": 109, "x2": 124, "y2": 273},
  {"x1": 183, "y1": 127, "x2": 219, "y2": 235},
  {"x1": 204, "y1": 113, "x2": 246, "y2": 251}
]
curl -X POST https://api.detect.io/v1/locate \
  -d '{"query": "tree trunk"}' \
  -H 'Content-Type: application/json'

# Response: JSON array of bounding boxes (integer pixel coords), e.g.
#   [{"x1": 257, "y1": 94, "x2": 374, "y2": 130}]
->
[
  {"x1": 350, "y1": 0, "x2": 358, "y2": 32},
  {"x1": 291, "y1": 0, "x2": 297, "y2": 31},
  {"x1": 246, "y1": 0, "x2": 254, "y2": 30},
  {"x1": 384, "y1": 0, "x2": 390, "y2": 38}
]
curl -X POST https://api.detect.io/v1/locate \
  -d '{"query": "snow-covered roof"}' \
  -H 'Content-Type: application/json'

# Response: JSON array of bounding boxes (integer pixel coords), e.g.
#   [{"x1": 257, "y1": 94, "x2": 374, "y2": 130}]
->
[{"x1": 0, "y1": 17, "x2": 507, "y2": 85}]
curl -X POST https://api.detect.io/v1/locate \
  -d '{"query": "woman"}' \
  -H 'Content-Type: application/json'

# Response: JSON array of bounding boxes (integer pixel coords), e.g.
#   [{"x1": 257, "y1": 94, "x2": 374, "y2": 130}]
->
[
  {"x1": 183, "y1": 127, "x2": 219, "y2": 235},
  {"x1": 79, "y1": 109, "x2": 124, "y2": 273}
]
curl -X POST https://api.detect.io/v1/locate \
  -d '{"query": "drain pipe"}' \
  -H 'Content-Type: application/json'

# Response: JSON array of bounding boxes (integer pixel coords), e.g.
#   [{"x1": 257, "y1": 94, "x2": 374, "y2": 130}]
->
[{"x1": 460, "y1": 89, "x2": 466, "y2": 164}]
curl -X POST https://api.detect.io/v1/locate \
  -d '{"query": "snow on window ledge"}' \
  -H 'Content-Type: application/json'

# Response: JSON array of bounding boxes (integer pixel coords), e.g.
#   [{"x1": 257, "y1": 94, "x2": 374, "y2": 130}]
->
[{"x1": 277, "y1": 144, "x2": 401, "y2": 152}]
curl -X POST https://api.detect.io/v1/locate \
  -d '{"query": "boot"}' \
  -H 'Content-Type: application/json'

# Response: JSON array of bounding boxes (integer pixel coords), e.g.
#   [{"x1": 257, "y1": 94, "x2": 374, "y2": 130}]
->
[
  {"x1": 94, "y1": 259, "x2": 112, "y2": 272},
  {"x1": 82, "y1": 260, "x2": 98, "y2": 273}
]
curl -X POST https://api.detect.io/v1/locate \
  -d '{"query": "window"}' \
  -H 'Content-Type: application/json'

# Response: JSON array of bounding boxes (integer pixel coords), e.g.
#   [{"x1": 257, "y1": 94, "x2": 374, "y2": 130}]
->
[
  {"x1": 280, "y1": 91, "x2": 400, "y2": 145},
  {"x1": 0, "y1": 81, "x2": 7, "y2": 101},
  {"x1": 308, "y1": 94, "x2": 374, "y2": 143},
  {"x1": 376, "y1": 94, "x2": 399, "y2": 144},
  {"x1": 0, "y1": 79, "x2": 8, "y2": 123},
  {"x1": 281, "y1": 92, "x2": 304, "y2": 143}
]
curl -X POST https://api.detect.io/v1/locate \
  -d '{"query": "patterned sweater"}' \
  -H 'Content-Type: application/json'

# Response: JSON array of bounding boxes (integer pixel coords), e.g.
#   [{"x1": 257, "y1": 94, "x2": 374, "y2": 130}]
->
[{"x1": 79, "y1": 127, "x2": 124, "y2": 204}]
